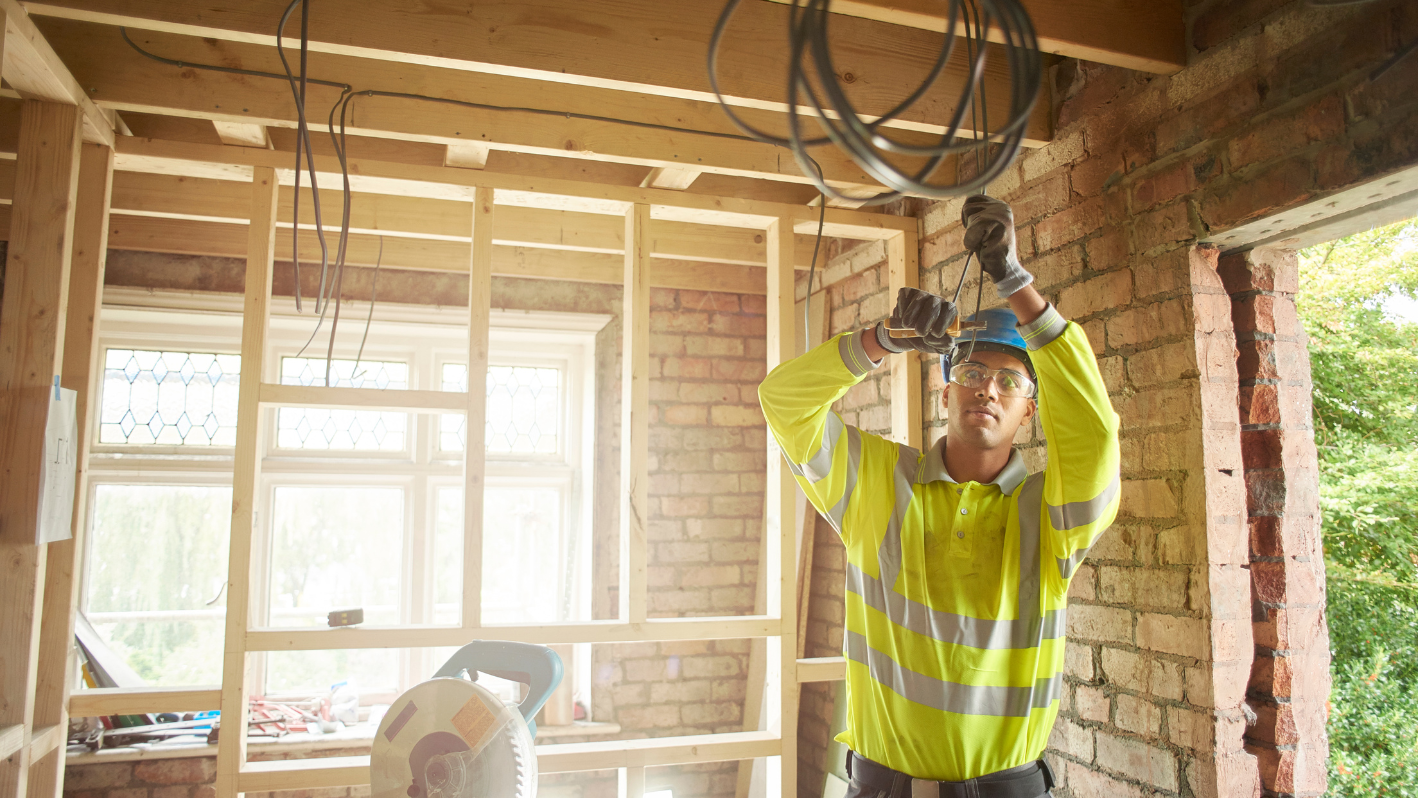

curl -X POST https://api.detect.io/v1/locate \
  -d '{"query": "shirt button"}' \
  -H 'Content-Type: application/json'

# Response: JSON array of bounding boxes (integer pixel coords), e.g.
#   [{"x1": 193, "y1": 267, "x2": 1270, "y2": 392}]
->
[
  {"x1": 956, "y1": 530, "x2": 965, "y2": 538},
  {"x1": 960, "y1": 508, "x2": 968, "y2": 515},
  {"x1": 956, "y1": 488, "x2": 963, "y2": 495}
]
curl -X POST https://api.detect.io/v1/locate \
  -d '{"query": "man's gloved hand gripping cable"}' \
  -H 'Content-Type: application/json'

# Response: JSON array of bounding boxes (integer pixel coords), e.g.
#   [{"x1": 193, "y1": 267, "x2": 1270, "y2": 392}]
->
[{"x1": 873, "y1": 194, "x2": 1035, "y2": 358}]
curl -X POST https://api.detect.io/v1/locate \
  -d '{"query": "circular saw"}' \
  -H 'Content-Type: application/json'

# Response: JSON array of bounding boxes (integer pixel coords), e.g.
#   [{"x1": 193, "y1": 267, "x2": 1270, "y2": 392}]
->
[{"x1": 372, "y1": 642, "x2": 563, "y2": 798}]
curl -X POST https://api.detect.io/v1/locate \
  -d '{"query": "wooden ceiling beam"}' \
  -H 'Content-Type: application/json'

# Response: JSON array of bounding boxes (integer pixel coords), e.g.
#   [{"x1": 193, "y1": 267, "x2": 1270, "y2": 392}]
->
[
  {"x1": 767, "y1": 0, "x2": 1185, "y2": 74},
  {"x1": 0, "y1": 0, "x2": 112, "y2": 144},
  {"x1": 36, "y1": 19, "x2": 955, "y2": 192},
  {"x1": 87, "y1": 169, "x2": 825, "y2": 268},
  {"x1": 24, "y1": 0, "x2": 1050, "y2": 144},
  {"x1": 105, "y1": 136, "x2": 917, "y2": 239},
  {"x1": 211, "y1": 121, "x2": 270, "y2": 149}
]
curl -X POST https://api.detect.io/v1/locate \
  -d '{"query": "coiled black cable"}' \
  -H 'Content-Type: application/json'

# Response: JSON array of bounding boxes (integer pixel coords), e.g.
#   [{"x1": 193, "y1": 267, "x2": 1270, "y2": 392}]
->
[{"x1": 708, "y1": 0, "x2": 1042, "y2": 204}]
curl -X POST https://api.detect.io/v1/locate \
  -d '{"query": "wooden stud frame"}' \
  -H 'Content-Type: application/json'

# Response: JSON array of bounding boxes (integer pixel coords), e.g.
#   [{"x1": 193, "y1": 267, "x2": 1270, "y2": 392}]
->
[{"x1": 27, "y1": 134, "x2": 921, "y2": 797}]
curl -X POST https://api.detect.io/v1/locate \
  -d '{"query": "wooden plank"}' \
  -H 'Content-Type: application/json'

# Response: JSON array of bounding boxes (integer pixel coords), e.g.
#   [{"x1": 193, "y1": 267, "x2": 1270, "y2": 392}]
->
[
  {"x1": 29, "y1": 141, "x2": 111, "y2": 798},
  {"x1": 211, "y1": 121, "x2": 268, "y2": 149},
  {"x1": 621, "y1": 203, "x2": 650, "y2": 624},
  {"x1": 0, "y1": 0, "x2": 113, "y2": 144},
  {"x1": 244, "y1": 617, "x2": 781, "y2": 651},
  {"x1": 38, "y1": 19, "x2": 915, "y2": 191},
  {"x1": 539, "y1": 731, "x2": 780, "y2": 773},
  {"x1": 213, "y1": 166, "x2": 278, "y2": 798},
  {"x1": 621, "y1": 767, "x2": 645, "y2": 798},
  {"x1": 95, "y1": 171, "x2": 827, "y2": 268},
  {"x1": 101, "y1": 214, "x2": 772, "y2": 295},
  {"x1": 796, "y1": 657, "x2": 846, "y2": 683},
  {"x1": 443, "y1": 142, "x2": 488, "y2": 170},
  {"x1": 772, "y1": 0, "x2": 1187, "y2": 74},
  {"x1": 233, "y1": 732, "x2": 779, "y2": 791},
  {"x1": 888, "y1": 231, "x2": 923, "y2": 449},
  {"x1": 258, "y1": 383, "x2": 466, "y2": 413},
  {"x1": 238, "y1": 756, "x2": 370, "y2": 793},
  {"x1": 765, "y1": 215, "x2": 798, "y2": 796},
  {"x1": 68, "y1": 687, "x2": 221, "y2": 717},
  {"x1": 25, "y1": 725, "x2": 61, "y2": 761},
  {"x1": 25, "y1": 0, "x2": 1049, "y2": 144},
  {"x1": 462, "y1": 186, "x2": 493, "y2": 630},
  {"x1": 0, "y1": 727, "x2": 20, "y2": 761},
  {"x1": 0, "y1": 99, "x2": 81, "y2": 798},
  {"x1": 641, "y1": 167, "x2": 701, "y2": 191},
  {"x1": 106, "y1": 136, "x2": 917, "y2": 238}
]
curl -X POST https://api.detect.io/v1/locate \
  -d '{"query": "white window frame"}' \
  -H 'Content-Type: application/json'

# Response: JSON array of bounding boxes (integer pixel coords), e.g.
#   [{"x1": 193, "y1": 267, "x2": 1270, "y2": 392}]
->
[{"x1": 86, "y1": 289, "x2": 606, "y2": 704}]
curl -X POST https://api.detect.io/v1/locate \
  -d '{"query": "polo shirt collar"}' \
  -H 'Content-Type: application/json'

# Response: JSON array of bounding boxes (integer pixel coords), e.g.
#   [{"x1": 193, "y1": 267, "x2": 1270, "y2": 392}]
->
[{"x1": 917, "y1": 435, "x2": 1028, "y2": 495}]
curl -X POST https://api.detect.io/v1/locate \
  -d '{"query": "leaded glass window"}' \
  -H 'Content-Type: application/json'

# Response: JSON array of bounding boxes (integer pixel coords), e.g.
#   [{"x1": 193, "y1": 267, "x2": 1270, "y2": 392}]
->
[
  {"x1": 276, "y1": 357, "x2": 408, "y2": 451},
  {"x1": 99, "y1": 349, "x2": 241, "y2": 446},
  {"x1": 439, "y1": 364, "x2": 561, "y2": 455}
]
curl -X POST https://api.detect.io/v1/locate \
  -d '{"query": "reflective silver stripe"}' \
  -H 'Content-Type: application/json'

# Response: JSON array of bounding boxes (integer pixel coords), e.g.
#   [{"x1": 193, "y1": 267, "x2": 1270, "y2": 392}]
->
[
  {"x1": 1057, "y1": 550, "x2": 1089, "y2": 579},
  {"x1": 839, "y1": 330, "x2": 878, "y2": 377},
  {"x1": 1047, "y1": 476, "x2": 1120, "y2": 531},
  {"x1": 798, "y1": 414, "x2": 844, "y2": 484},
  {"x1": 845, "y1": 631, "x2": 1063, "y2": 717},
  {"x1": 823, "y1": 426, "x2": 863, "y2": 532},
  {"x1": 846, "y1": 564, "x2": 1066, "y2": 649},
  {"x1": 874, "y1": 444, "x2": 923, "y2": 587}
]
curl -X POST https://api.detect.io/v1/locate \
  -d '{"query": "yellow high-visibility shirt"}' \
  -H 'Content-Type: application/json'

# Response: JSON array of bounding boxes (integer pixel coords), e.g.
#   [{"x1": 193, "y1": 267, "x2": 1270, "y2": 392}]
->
[{"x1": 758, "y1": 304, "x2": 1120, "y2": 781}]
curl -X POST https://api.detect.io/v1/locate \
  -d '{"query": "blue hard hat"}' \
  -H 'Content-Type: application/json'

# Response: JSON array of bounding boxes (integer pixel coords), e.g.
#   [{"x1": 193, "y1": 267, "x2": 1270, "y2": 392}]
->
[{"x1": 939, "y1": 307, "x2": 1033, "y2": 381}]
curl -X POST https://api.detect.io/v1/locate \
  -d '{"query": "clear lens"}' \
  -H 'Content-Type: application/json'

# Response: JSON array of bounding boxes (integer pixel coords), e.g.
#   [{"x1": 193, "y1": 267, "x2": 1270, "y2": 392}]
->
[{"x1": 950, "y1": 363, "x2": 1035, "y2": 398}]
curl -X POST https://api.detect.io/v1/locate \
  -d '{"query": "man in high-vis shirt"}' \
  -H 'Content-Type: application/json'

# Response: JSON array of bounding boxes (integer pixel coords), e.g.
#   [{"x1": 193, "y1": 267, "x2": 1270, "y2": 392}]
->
[{"x1": 759, "y1": 196, "x2": 1120, "y2": 798}]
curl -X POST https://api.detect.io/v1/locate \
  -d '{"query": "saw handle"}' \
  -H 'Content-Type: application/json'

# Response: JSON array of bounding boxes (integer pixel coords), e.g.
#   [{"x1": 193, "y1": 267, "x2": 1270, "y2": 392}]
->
[{"x1": 433, "y1": 640, "x2": 564, "y2": 736}]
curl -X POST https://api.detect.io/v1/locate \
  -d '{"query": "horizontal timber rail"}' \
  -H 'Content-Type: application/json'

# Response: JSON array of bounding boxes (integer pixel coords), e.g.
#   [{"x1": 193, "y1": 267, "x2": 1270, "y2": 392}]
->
[
  {"x1": 796, "y1": 656, "x2": 846, "y2": 683},
  {"x1": 110, "y1": 137, "x2": 916, "y2": 238},
  {"x1": 259, "y1": 384, "x2": 466, "y2": 413},
  {"x1": 245, "y1": 617, "x2": 782, "y2": 651},
  {"x1": 236, "y1": 732, "x2": 781, "y2": 791},
  {"x1": 69, "y1": 687, "x2": 222, "y2": 717}
]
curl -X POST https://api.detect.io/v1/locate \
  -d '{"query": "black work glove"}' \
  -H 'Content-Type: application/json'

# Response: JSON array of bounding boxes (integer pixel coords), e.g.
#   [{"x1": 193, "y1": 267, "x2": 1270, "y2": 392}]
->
[
  {"x1": 961, "y1": 195, "x2": 1034, "y2": 298},
  {"x1": 874, "y1": 287, "x2": 958, "y2": 356}
]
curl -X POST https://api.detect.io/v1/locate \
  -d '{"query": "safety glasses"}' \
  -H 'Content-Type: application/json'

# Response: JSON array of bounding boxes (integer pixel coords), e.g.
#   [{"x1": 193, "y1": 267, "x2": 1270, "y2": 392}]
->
[{"x1": 949, "y1": 362, "x2": 1036, "y2": 399}]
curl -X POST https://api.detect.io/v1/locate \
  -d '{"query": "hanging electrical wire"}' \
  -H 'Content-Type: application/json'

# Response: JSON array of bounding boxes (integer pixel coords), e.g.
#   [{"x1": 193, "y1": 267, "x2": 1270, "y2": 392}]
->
[{"x1": 708, "y1": 0, "x2": 1041, "y2": 204}]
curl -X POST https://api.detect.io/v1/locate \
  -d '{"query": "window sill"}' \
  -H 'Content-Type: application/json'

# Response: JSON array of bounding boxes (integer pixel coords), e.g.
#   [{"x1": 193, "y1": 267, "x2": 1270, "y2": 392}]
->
[{"x1": 63, "y1": 721, "x2": 623, "y2": 765}]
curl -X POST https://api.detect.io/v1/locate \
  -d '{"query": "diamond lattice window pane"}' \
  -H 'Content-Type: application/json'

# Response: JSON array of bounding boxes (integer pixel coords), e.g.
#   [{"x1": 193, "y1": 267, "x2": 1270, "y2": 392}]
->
[
  {"x1": 438, "y1": 363, "x2": 560, "y2": 455},
  {"x1": 99, "y1": 348, "x2": 240, "y2": 446},
  {"x1": 276, "y1": 357, "x2": 409, "y2": 451}
]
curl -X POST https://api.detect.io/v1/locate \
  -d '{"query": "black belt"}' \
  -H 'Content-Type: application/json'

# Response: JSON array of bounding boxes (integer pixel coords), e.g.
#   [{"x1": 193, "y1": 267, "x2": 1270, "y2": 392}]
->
[{"x1": 847, "y1": 752, "x2": 1055, "y2": 798}]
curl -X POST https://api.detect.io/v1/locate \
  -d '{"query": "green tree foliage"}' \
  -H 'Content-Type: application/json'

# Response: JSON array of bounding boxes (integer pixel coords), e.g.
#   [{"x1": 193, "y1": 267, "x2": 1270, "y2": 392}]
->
[{"x1": 1297, "y1": 220, "x2": 1418, "y2": 796}]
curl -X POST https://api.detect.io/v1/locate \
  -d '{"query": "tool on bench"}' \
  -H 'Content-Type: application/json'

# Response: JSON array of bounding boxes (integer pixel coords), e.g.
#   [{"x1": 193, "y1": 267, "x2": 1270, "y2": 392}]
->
[{"x1": 372, "y1": 641, "x2": 563, "y2": 798}]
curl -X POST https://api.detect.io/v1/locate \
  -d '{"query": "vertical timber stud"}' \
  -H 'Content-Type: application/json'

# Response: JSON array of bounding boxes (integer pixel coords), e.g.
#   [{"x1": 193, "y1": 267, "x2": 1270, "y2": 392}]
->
[
  {"x1": 0, "y1": 100, "x2": 82, "y2": 798},
  {"x1": 215, "y1": 166, "x2": 278, "y2": 798},
  {"x1": 30, "y1": 142, "x2": 113, "y2": 798},
  {"x1": 887, "y1": 231, "x2": 922, "y2": 449},
  {"x1": 621, "y1": 203, "x2": 650, "y2": 624},
  {"x1": 462, "y1": 187, "x2": 494, "y2": 630},
  {"x1": 765, "y1": 216, "x2": 798, "y2": 793}
]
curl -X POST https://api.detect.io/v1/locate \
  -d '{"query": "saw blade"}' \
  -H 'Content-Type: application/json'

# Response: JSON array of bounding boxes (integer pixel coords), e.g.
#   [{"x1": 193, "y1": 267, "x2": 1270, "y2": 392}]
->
[{"x1": 371, "y1": 677, "x2": 536, "y2": 798}]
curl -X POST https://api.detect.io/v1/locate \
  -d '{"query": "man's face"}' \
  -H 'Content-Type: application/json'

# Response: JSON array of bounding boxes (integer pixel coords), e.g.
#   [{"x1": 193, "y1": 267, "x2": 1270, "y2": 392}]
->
[{"x1": 942, "y1": 349, "x2": 1036, "y2": 450}]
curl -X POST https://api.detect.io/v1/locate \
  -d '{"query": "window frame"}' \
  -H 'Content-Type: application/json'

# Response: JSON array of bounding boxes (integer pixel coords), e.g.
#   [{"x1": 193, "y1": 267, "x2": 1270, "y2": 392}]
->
[{"x1": 85, "y1": 291, "x2": 607, "y2": 700}]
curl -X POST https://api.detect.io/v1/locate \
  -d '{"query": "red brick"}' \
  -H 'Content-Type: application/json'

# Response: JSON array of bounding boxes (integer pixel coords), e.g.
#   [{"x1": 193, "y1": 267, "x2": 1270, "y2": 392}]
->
[
  {"x1": 1201, "y1": 156, "x2": 1313, "y2": 232},
  {"x1": 708, "y1": 313, "x2": 765, "y2": 336},
  {"x1": 1131, "y1": 162, "x2": 1195, "y2": 212},
  {"x1": 1192, "y1": 0, "x2": 1289, "y2": 51},
  {"x1": 1085, "y1": 227, "x2": 1129, "y2": 271},
  {"x1": 1077, "y1": 684, "x2": 1110, "y2": 722},
  {"x1": 678, "y1": 289, "x2": 741, "y2": 313},
  {"x1": 1035, "y1": 197, "x2": 1106, "y2": 252},
  {"x1": 1240, "y1": 428, "x2": 1283, "y2": 469},
  {"x1": 1136, "y1": 613, "x2": 1206, "y2": 657},
  {"x1": 1228, "y1": 94, "x2": 1345, "y2": 170},
  {"x1": 1066, "y1": 604, "x2": 1133, "y2": 643},
  {"x1": 1137, "y1": 201, "x2": 1195, "y2": 253},
  {"x1": 1058, "y1": 270, "x2": 1133, "y2": 319},
  {"x1": 1071, "y1": 155, "x2": 1123, "y2": 199},
  {"x1": 1238, "y1": 384, "x2": 1279, "y2": 425},
  {"x1": 1236, "y1": 341, "x2": 1278, "y2": 382},
  {"x1": 134, "y1": 759, "x2": 216, "y2": 786}
]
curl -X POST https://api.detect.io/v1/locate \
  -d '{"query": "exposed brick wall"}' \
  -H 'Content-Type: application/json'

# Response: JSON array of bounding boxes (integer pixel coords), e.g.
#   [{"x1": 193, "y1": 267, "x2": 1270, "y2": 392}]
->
[
  {"x1": 792, "y1": 1, "x2": 1415, "y2": 795},
  {"x1": 1220, "y1": 248, "x2": 1329, "y2": 797}
]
